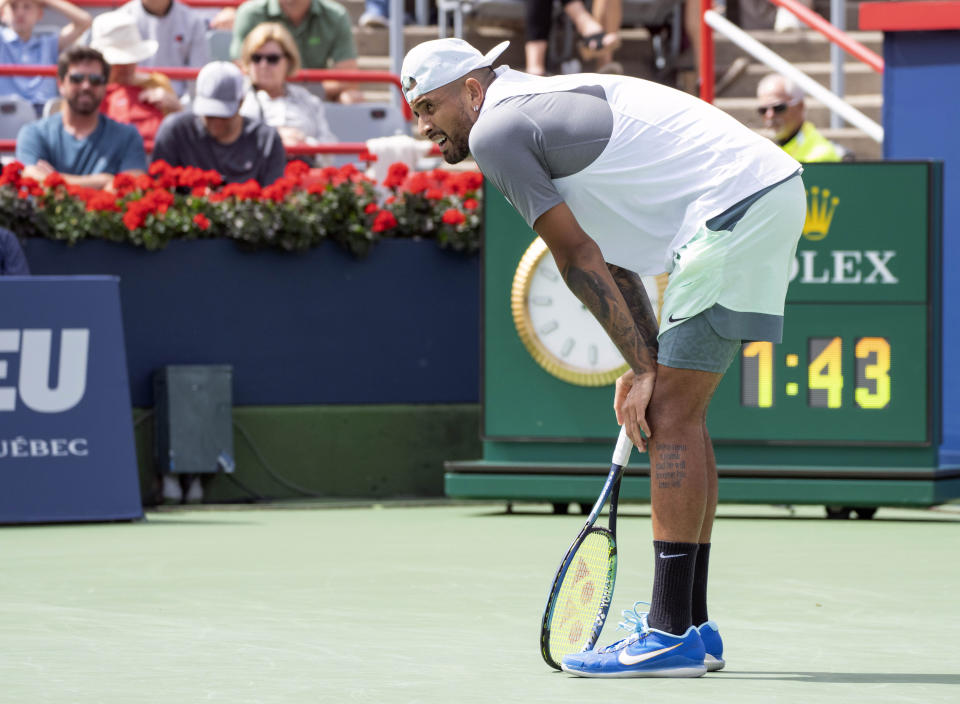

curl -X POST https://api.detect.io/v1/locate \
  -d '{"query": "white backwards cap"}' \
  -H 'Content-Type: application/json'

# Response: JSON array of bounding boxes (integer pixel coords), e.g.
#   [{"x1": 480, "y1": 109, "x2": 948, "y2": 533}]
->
[{"x1": 401, "y1": 39, "x2": 509, "y2": 104}]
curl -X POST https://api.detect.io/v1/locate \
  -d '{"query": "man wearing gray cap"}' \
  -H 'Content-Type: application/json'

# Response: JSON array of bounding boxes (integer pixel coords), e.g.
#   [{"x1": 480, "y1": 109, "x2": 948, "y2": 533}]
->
[
  {"x1": 152, "y1": 61, "x2": 286, "y2": 186},
  {"x1": 401, "y1": 38, "x2": 805, "y2": 677}
]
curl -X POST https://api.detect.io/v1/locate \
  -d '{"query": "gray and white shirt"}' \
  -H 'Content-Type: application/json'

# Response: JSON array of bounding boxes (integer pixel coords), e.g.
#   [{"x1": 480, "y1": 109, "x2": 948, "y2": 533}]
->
[{"x1": 471, "y1": 68, "x2": 801, "y2": 275}]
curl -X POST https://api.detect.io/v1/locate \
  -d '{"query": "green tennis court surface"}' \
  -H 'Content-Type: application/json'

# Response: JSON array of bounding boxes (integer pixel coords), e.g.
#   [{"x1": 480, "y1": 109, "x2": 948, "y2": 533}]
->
[{"x1": 2, "y1": 502, "x2": 958, "y2": 703}]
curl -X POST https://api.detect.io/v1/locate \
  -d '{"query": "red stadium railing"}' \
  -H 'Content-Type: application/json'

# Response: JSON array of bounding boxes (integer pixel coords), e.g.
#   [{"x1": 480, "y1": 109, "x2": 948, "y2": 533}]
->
[
  {"x1": 70, "y1": 0, "x2": 245, "y2": 6},
  {"x1": 700, "y1": 0, "x2": 715, "y2": 104},
  {"x1": 0, "y1": 139, "x2": 380, "y2": 156},
  {"x1": 699, "y1": 0, "x2": 885, "y2": 103},
  {"x1": 0, "y1": 65, "x2": 415, "y2": 120}
]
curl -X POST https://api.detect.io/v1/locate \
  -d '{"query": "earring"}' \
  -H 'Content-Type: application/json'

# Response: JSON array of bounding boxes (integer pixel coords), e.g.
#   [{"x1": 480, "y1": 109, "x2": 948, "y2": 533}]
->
[{"x1": 473, "y1": 105, "x2": 480, "y2": 112}]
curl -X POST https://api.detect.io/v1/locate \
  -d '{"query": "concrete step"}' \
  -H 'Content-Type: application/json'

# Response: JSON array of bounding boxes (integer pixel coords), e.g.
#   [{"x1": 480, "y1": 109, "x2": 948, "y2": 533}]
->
[
  {"x1": 719, "y1": 60, "x2": 883, "y2": 98},
  {"x1": 714, "y1": 29, "x2": 882, "y2": 65},
  {"x1": 355, "y1": 24, "x2": 523, "y2": 58},
  {"x1": 718, "y1": 92, "x2": 882, "y2": 129},
  {"x1": 816, "y1": 126, "x2": 882, "y2": 159},
  {"x1": 355, "y1": 24, "x2": 668, "y2": 75}
]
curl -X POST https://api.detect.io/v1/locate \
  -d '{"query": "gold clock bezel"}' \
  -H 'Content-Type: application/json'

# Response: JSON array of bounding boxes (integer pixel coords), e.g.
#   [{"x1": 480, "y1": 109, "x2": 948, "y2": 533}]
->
[{"x1": 511, "y1": 237, "x2": 629, "y2": 387}]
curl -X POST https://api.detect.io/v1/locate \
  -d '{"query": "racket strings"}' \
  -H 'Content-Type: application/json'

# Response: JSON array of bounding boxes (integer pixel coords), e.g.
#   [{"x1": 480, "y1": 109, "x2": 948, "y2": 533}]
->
[{"x1": 546, "y1": 530, "x2": 615, "y2": 664}]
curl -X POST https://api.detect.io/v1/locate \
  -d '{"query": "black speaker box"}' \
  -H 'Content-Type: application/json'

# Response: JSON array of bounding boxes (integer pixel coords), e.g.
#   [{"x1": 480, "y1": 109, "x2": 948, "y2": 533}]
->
[{"x1": 154, "y1": 365, "x2": 233, "y2": 474}]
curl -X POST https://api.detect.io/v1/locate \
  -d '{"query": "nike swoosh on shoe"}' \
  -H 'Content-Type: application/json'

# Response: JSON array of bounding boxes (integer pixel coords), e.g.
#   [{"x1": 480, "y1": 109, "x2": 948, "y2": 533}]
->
[{"x1": 618, "y1": 642, "x2": 683, "y2": 666}]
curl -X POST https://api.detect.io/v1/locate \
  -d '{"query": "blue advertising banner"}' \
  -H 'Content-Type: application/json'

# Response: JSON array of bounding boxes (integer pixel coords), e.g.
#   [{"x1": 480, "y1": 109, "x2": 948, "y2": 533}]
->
[{"x1": 0, "y1": 277, "x2": 142, "y2": 524}]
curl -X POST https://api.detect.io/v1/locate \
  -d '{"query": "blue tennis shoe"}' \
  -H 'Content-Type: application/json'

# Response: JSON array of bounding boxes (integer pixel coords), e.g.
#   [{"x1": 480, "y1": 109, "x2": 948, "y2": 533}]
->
[
  {"x1": 560, "y1": 603, "x2": 706, "y2": 678},
  {"x1": 697, "y1": 620, "x2": 725, "y2": 671}
]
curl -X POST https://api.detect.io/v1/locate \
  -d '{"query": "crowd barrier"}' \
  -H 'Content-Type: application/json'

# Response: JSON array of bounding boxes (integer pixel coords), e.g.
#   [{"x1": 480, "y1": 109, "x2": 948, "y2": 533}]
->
[
  {"x1": 0, "y1": 64, "x2": 441, "y2": 156},
  {"x1": 0, "y1": 65, "x2": 414, "y2": 120}
]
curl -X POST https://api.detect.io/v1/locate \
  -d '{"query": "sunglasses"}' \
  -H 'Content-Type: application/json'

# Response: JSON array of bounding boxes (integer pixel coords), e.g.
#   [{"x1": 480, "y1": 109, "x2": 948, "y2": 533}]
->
[
  {"x1": 67, "y1": 72, "x2": 106, "y2": 86},
  {"x1": 251, "y1": 53, "x2": 285, "y2": 65},
  {"x1": 757, "y1": 101, "x2": 796, "y2": 116}
]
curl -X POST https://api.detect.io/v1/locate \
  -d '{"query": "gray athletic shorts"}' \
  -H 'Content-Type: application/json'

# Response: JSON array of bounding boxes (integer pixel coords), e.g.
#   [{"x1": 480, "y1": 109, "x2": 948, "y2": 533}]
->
[{"x1": 658, "y1": 311, "x2": 741, "y2": 374}]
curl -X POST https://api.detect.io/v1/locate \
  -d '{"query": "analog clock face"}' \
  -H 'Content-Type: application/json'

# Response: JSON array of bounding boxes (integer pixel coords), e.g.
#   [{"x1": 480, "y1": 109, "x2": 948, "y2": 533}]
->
[{"x1": 511, "y1": 237, "x2": 659, "y2": 386}]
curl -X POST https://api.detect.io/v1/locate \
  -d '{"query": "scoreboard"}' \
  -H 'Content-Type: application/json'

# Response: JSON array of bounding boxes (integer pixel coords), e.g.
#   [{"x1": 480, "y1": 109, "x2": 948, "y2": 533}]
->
[
  {"x1": 709, "y1": 162, "x2": 935, "y2": 446},
  {"x1": 446, "y1": 162, "x2": 958, "y2": 510}
]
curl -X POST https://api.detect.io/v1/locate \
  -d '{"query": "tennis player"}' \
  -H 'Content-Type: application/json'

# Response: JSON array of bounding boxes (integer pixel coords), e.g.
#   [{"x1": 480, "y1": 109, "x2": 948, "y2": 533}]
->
[{"x1": 401, "y1": 39, "x2": 805, "y2": 677}]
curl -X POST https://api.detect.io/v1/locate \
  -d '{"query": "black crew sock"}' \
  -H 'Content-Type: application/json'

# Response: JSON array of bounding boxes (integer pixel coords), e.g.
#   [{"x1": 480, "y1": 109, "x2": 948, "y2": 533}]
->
[
  {"x1": 691, "y1": 542, "x2": 711, "y2": 626},
  {"x1": 646, "y1": 540, "x2": 699, "y2": 636}
]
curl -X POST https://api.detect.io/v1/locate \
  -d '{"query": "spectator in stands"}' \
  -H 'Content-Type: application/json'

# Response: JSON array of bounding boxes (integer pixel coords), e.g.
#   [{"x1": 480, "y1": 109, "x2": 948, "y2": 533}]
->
[
  {"x1": 90, "y1": 11, "x2": 182, "y2": 142},
  {"x1": 0, "y1": 0, "x2": 91, "y2": 114},
  {"x1": 724, "y1": 0, "x2": 776, "y2": 30},
  {"x1": 117, "y1": 0, "x2": 210, "y2": 96},
  {"x1": 358, "y1": 0, "x2": 417, "y2": 28},
  {"x1": 757, "y1": 73, "x2": 844, "y2": 162},
  {"x1": 238, "y1": 22, "x2": 336, "y2": 164},
  {"x1": 153, "y1": 61, "x2": 286, "y2": 185},
  {"x1": 0, "y1": 226, "x2": 30, "y2": 275},
  {"x1": 16, "y1": 46, "x2": 147, "y2": 188},
  {"x1": 721, "y1": 0, "x2": 815, "y2": 32},
  {"x1": 525, "y1": 0, "x2": 621, "y2": 76},
  {"x1": 230, "y1": 0, "x2": 362, "y2": 103},
  {"x1": 358, "y1": 0, "x2": 388, "y2": 29}
]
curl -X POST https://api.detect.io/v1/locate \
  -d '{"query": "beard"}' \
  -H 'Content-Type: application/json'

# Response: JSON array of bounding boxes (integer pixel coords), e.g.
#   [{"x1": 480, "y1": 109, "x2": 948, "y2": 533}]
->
[
  {"x1": 66, "y1": 91, "x2": 100, "y2": 116},
  {"x1": 440, "y1": 104, "x2": 474, "y2": 164}
]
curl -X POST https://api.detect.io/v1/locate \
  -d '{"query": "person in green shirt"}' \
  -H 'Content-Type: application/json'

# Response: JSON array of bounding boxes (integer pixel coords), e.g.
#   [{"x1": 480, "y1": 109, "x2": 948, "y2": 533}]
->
[
  {"x1": 230, "y1": 0, "x2": 361, "y2": 102},
  {"x1": 756, "y1": 73, "x2": 845, "y2": 162}
]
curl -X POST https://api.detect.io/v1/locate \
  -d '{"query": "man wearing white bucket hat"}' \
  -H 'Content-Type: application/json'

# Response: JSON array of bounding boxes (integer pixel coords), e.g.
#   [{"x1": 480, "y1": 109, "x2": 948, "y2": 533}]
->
[
  {"x1": 90, "y1": 10, "x2": 181, "y2": 141},
  {"x1": 117, "y1": 0, "x2": 209, "y2": 96},
  {"x1": 402, "y1": 38, "x2": 805, "y2": 678}
]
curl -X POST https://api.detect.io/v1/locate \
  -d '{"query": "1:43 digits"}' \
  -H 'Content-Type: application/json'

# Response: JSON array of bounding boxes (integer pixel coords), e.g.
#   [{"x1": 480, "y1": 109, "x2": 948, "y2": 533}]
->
[{"x1": 742, "y1": 337, "x2": 890, "y2": 409}]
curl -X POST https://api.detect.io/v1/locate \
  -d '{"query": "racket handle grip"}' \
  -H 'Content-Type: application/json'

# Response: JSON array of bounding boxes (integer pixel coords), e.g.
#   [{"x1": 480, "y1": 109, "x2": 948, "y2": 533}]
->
[{"x1": 613, "y1": 425, "x2": 633, "y2": 467}]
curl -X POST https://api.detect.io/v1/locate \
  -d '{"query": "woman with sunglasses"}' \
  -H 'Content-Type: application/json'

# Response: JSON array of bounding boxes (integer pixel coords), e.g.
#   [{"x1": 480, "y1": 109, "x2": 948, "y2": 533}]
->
[{"x1": 238, "y1": 22, "x2": 336, "y2": 165}]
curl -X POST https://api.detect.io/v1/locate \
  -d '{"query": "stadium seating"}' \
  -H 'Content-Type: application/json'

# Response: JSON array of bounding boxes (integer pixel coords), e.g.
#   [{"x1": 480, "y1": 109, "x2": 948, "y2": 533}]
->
[
  {"x1": 323, "y1": 101, "x2": 408, "y2": 143},
  {"x1": 206, "y1": 29, "x2": 234, "y2": 62},
  {"x1": 0, "y1": 94, "x2": 37, "y2": 140}
]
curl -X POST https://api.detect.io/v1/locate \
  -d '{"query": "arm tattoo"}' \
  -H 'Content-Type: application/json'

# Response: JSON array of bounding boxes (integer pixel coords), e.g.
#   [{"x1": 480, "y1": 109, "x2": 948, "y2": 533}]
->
[
  {"x1": 607, "y1": 264, "x2": 659, "y2": 363},
  {"x1": 561, "y1": 259, "x2": 654, "y2": 375}
]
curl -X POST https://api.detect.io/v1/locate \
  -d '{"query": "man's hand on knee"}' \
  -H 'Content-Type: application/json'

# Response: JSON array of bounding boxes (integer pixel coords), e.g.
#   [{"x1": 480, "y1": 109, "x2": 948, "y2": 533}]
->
[{"x1": 614, "y1": 369, "x2": 655, "y2": 452}]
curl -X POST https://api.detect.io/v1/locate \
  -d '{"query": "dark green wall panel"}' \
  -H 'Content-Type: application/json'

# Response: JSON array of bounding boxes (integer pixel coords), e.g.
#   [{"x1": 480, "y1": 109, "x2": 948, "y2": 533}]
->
[{"x1": 134, "y1": 404, "x2": 481, "y2": 504}]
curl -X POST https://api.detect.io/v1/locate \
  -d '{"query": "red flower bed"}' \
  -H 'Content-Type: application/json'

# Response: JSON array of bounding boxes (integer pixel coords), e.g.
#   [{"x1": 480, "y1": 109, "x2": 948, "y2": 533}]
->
[{"x1": 0, "y1": 160, "x2": 484, "y2": 256}]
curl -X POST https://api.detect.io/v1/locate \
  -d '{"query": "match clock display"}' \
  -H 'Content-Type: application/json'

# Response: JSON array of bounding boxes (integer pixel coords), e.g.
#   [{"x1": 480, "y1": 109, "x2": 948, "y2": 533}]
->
[{"x1": 707, "y1": 304, "x2": 929, "y2": 443}]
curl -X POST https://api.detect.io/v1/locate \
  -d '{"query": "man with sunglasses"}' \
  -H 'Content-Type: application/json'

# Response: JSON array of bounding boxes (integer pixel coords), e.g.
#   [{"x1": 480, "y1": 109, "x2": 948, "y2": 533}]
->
[
  {"x1": 756, "y1": 73, "x2": 844, "y2": 162},
  {"x1": 15, "y1": 46, "x2": 147, "y2": 189}
]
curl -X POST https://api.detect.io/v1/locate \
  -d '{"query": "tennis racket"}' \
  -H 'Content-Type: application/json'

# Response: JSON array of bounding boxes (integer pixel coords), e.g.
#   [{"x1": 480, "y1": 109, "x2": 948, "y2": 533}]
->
[{"x1": 539, "y1": 425, "x2": 634, "y2": 670}]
